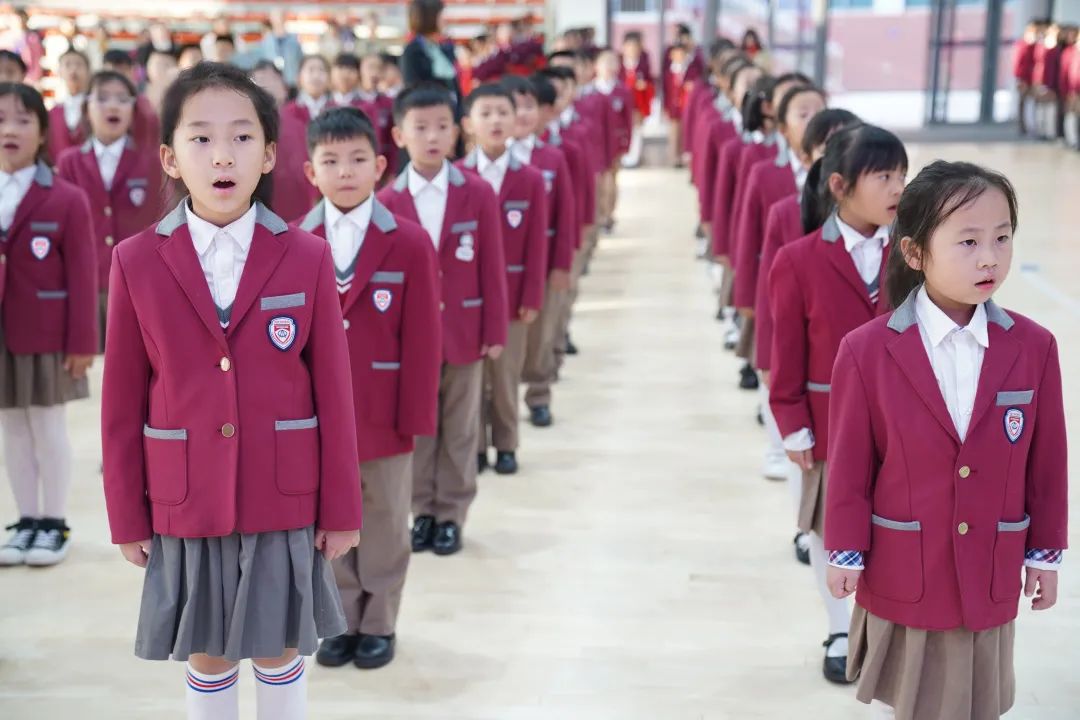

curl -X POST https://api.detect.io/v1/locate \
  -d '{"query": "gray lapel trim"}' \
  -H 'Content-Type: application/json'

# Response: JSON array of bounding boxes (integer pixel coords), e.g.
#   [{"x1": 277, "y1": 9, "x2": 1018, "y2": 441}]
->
[
  {"x1": 34, "y1": 162, "x2": 53, "y2": 188},
  {"x1": 393, "y1": 169, "x2": 408, "y2": 192},
  {"x1": 448, "y1": 163, "x2": 466, "y2": 187},
  {"x1": 774, "y1": 144, "x2": 790, "y2": 168},
  {"x1": 80, "y1": 139, "x2": 93, "y2": 154},
  {"x1": 821, "y1": 213, "x2": 841, "y2": 243},
  {"x1": 985, "y1": 300, "x2": 1014, "y2": 330},
  {"x1": 462, "y1": 149, "x2": 479, "y2": 169},
  {"x1": 371, "y1": 199, "x2": 397, "y2": 233},
  {"x1": 535, "y1": 138, "x2": 546, "y2": 149},
  {"x1": 299, "y1": 200, "x2": 325, "y2": 232},
  {"x1": 508, "y1": 153, "x2": 521, "y2": 172},
  {"x1": 156, "y1": 199, "x2": 189, "y2": 236},
  {"x1": 254, "y1": 202, "x2": 288, "y2": 235},
  {"x1": 887, "y1": 289, "x2": 919, "y2": 333}
]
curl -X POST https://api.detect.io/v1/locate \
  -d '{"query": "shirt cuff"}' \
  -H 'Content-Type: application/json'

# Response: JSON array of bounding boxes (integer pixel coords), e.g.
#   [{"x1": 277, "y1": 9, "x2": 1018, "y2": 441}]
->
[
  {"x1": 782, "y1": 427, "x2": 815, "y2": 452},
  {"x1": 828, "y1": 550, "x2": 864, "y2": 570},
  {"x1": 1024, "y1": 548, "x2": 1063, "y2": 571}
]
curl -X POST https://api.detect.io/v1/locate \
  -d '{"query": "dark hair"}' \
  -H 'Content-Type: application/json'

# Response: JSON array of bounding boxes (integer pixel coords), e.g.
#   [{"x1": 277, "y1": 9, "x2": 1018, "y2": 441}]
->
[
  {"x1": 742, "y1": 29, "x2": 763, "y2": 49},
  {"x1": 742, "y1": 75, "x2": 778, "y2": 133},
  {"x1": 801, "y1": 124, "x2": 907, "y2": 236},
  {"x1": 502, "y1": 75, "x2": 538, "y2": 101},
  {"x1": 102, "y1": 48, "x2": 134, "y2": 68},
  {"x1": 720, "y1": 55, "x2": 749, "y2": 78},
  {"x1": 774, "y1": 71, "x2": 812, "y2": 88},
  {"x1": 709, "y1": 38, "x2": 737, "y2": 58},
  {"x1": 0, "y1": 83, "x2": 47, "y2": 161},
  {"x1": 59, "y1": 47, "x2": 91, "y2": 68},
  {"x1": 463, "y1": 82, "x2": 516, "y2": 115},
  {"x1": 527, "y1": 73, "x2": 557, "y2": 106},
  {"x1": 88, "y1": 70, "x2": 138, "y2": 99},
  {"x1": 333, "y1": 52, "x2": 361, "y2": 70},
  {"x1": 392, "y1": 83, "x2": 455, "y2": 125},
  {"x1": 885, "y1": 161, "x2": 1017, "y2": 308},
  {"x1": 299, "y1": 54, "x2": 329, "y2": 74},
  {"x1": 676, "y1": 23, "x2": 692, "y2": 38},
  {"x1": 307, "y1": 105, "x2": 379, "y2": 156},
  {"x1": 215, "y1": 34, "x2": 236, "y2": 48},
  {"x1": 777, "y1": 85, "x2": 825, "y2": 127},
  {"x1": 148, "y1": 46, "x2": 177, "y2": 62},
  {"x1": 251, "y1": 59, "x2": 284, "y2": 78},
  {"x1": 379, "y1": 52, "x2": 399, "y2": 68},
  {"x1": 623, "y1": 31, "x2": 643, "y2": 45},
  {"x1": 161, "y1": 63, "x2": 279, "y2": 208},
  {"x1": 408, "y1": 0, "x2": 444, "y2": 36},
  {"x1": 729, "y1": 62, "x2": 760, "y2": 97},
  {"x1": 800, "y1": 108, "x2": 859, "y2": 158},
  {"x1": 546, "y1": 50, "x2": 576, "y2": 65},
  {"x1": 541, "y1": 65, "x2": 576, "y2": 82},
  {"x1": 0, "y1": 50, "x2": 27, "y2": 75}
]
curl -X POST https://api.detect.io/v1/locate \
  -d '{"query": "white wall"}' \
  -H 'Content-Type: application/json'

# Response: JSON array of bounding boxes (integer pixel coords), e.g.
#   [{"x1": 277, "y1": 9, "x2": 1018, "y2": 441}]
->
[{"x1": 547, "y1": 0, "x2": 609, "y2": 45}]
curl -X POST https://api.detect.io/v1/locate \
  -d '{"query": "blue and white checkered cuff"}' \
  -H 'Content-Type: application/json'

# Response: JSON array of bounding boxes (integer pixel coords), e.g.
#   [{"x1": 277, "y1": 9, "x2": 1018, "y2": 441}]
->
[
  {"x1": 828, "y1": 550, "x2": 864, "y2": 570},
  {"x1": 1024, "y1": 548, "x2": 1063, "y2": 571}
]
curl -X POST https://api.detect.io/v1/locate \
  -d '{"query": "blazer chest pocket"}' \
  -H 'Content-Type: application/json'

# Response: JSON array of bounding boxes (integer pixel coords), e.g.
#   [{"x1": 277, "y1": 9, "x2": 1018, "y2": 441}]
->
[
  {"x1": 996, "y1": 390, "x2": 1033, "y2": 406},
  {"x1": 990, "y1": 514, "x2": 1030, "y2": 602},
  {"x1": 864, "y1": 514, "x2": 924, "y2": 603},
  {"x1": 261, "y1": 292, "x2": 306, "y2": 311},
  {"x1": 274, "y1": 417, "x2": 319, "y2": 495},
  {"x1": 143, "y1": 425, "x2": 188, "y2": 505}
]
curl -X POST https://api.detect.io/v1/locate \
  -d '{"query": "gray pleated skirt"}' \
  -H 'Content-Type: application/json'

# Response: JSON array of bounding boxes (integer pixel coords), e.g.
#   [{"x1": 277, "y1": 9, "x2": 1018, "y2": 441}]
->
[
  {"x1": 0, "y1": 327, "x2": 89, "y2": 409},
  {"x1": 135, "y1": 526, "x2": 347, "y2": 662}
]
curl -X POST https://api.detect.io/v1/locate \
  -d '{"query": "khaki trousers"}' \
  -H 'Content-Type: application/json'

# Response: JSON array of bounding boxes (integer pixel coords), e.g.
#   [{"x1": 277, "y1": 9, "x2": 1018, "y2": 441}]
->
[
  {"x1": 333, "y1": 452, "x2": 413, "y2": 636},
  {"x1": 523, "y1": 281, "x2": 568, "y2": 409},
  {"x1": 412, "y1": 361, "x2": 483, "y2": 526},
  {"x1": 479, "y1": 320, "x2": 529, "y2": 452}
]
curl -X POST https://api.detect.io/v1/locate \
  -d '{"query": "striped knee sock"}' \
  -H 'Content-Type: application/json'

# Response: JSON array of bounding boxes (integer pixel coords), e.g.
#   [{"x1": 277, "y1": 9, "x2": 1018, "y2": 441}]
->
[
  {"x1": 185, "y1": 663, "x2": 239, "y2": 720},
  {"x1": 253, "y1": 655, "x2": 307, "y2": 720}
]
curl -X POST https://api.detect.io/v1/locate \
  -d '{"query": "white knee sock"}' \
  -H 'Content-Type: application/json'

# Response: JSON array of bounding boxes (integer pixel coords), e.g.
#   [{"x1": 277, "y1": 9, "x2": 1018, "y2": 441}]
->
[
  {"x1": 27, "y1": 406, "x2": 71, "y2": 518},
  {"x1": 0, "y1": 408, "x2": 40, "y2": 517},
  {"x1": 809, "y1": 531, "x2": 851, "y2": 657},
  {"x1": 872, "y1": 700, "x2": 896, "y2": 719},
  {"x1": 786, "y1": 460, "x2": 803, "y2": 519},
  {"x1": 253, "y1": 655, "x2": 307, "y2": 720},
  {"x1": 186, "y1": 663, "x2": 239, "y2": 720}
]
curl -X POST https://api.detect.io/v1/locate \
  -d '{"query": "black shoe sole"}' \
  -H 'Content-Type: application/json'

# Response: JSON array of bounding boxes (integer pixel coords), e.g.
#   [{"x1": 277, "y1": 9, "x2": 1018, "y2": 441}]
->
[
  {"x1": 316, "y1": 652, "x2": 357, "y2": 668},
  {"x1": 432, "y1": 543, "x2": 462, "y2": 556},
  {"x1": 494, "y1": 466, "x2": 517, "y2": 475},
  {"x1": 354, "y1": 648, "x2": 395, "y2": 670},
  {"x1": 796, "y1": 546, "x2": 811, "y2": 565}
]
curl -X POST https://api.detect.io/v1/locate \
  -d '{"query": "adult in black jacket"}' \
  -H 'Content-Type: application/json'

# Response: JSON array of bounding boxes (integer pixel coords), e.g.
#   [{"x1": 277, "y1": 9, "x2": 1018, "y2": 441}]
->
[{"x1": 400, "y1": 0, "x2": 461, "y2": 103}]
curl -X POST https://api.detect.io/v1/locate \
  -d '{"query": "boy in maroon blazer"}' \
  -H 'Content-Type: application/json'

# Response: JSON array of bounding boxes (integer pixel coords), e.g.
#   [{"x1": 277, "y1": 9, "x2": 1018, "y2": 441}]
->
[
  {"x1": 297, "y1": 107, "x2": 441, "y2": 671},
  {"x1": 377, "y1": 86, "x2": 508, "y2": 557},
  {"x1": 458, "y1": 84, "x2": 548, "y2": 475},
  {"x1": 590, "y1": 48, "x2": 633, "y2": 231},
  {"x1": 48, "y1": 48, "x2": 91, "y2": 164}
]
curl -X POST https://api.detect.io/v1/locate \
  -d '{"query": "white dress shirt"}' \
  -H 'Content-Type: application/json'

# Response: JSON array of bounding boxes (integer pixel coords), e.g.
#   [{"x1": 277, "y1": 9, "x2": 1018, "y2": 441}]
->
[
  {"x1": 508, "y1": 134, "x2": 536, "y2": 165},
  {"x1": 476, "y1": 150, "x2": 510, "y2": 195},
  {"x1": 407, "y1": 161, "x2": 449, "y2": 249},
  {"x1": 185, "y1": 202, "x2": 257, "y2": 315},
  {"x1": 332, "y1": 91, "x2": 358, "y2": 107},
  {"x1": 835, "y1": 214, "x2": 891, "y2": 286},
  {"x1": 93, "y1": 137, "x2": 127, "y2": 190},
  {"x1": 0, "y1": 165, "x2": 37, "y2": 231},
  {"x1": 297, "y1": 92, "x2": 329, "y2": 119},
  {"x1": 323, "y1": 195, "x2": 373, "y2": 274},
  {"x1": 790, "y1": 151, "x2": 809, "y2": 193},
  {"x1": 594, "y1": 77, "x2": 616, "y2": 95},
  {"x1": 64, "y1": 94, "x2": 86, "y2": 132},
  {"x1": 914, "y1": 285, "x2": 989, "y2": 442}
]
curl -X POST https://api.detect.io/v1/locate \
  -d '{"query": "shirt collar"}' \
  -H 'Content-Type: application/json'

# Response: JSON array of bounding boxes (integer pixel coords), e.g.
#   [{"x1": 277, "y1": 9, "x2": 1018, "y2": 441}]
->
[
  {"x1": 477, "y1": 149, "x2": 509, "y2": 176},
  {"x1": 0, "y1": 164, "x2": 39, "y2": 190},
  {"x1": 915, "y1": 285, "x2": 990, "y2": 349},
  {"x1": 594, "y1": 77, "x2": 616, "y2": 94},
  {"x1": 332, "y1": 91, "x2": 357, "y2": 106},
  {"x1": 298, "y1": 92, "x2": 328, "y2": 112},
  {"x1": 65, "y1": 93, "x2": 85, "y2": 107},
  {"x1": 93, "y1": 136, "x2": 127, "y2": 160},
  {"x1": 835, "y1": 213, "x2": 891, "y2": 254},
  {"x1": 407, "y1": 160, "x2": 450, "y2": 197},
  {"x1": 185, "y1": 201, "x2": 257, "y2": 257},
  {"x1": 323, "y1": 194, "x2": 374, "y2": 236}
]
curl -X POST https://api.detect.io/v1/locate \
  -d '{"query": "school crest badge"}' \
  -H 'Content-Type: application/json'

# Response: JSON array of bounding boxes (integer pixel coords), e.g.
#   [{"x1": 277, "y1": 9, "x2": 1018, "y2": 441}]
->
[
  {"x1": 30, "y1": 236, "x2": 50, "y2": 260},
  {"x1": 373, "y1": 288, "x2": 392, "y2": 312},
  {"x1": 506, "y1": 209, "x2": 523, "y2": 229},
  {"x1": 613, "y1": 98, "x2": 624, "y2": 112},
  {"x1": 268, "y1": 316, "x2": 297, "y2": 351},
  {"x1": 1004, "y1": 408, "x2": 1024, "y2": 444},
  {"x1": 129, "y1": 186, "x2": 146, "y2": 207},
  {"x1": 456, "y1": 233, "x2": 475, "y2": 262},
  {"x1": 542, "y1": 170, "x2": 555, "y2": 194}
]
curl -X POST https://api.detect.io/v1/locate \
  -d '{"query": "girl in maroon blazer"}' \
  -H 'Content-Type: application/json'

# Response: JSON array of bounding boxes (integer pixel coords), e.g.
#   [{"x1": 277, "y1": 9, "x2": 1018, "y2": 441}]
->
[
  {"x1": 47, "y1": 48, "x2": 91, "y2": 165},
  {"x1": 769, "y1": 124, "x2": 907, "y2": 687},
  {"x1": 826, "y1": 161, "x2": 1067, "y2": 720},
  {"x1": 100, "y1": 63, "x2": 361, "y2": 720},
  {"x1": 283, "y1": 55, "x2": 334, "y2": 128},
  {"x1": 0, "y1": 84, "x2": 96, "y2": 569},
  {"x1": 56, "y1": 70, "x2": 167, "y2": 352}
]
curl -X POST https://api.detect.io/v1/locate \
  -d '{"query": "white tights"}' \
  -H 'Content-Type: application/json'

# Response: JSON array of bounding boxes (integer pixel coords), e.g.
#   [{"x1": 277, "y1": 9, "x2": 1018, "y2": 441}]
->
[
  {"x1": 809, "y1": 531, "x2": 851, "y2": 657},
  {"x1": 0, "y1": 406, "x2": 72, "y2": 518}
]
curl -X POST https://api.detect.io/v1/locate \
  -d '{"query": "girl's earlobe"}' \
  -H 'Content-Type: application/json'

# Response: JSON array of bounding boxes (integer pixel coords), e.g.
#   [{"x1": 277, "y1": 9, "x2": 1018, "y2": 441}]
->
[{"x1": 900, "y1": 235, "x2": 922, "y2": 271}]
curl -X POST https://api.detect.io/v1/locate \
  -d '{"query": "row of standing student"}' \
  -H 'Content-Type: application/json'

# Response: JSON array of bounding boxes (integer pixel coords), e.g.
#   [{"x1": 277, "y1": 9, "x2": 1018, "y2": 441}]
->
[
  {"x1": 681, "y1": 41, "x2": 1067, "y2": 720},
  {"x1": 1012, "y1": 19, "x2": 1080, "y2": 146},
  {"x1": 0, "y1": 43, "x2": 635, "y2": 717}
]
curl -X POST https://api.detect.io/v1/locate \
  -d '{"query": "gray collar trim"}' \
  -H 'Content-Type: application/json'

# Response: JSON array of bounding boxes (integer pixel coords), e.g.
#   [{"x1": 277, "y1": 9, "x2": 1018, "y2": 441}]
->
[
  {"x1": 34, "y1": 162, "x2": 53, "y2": 188},
  {"x1": 371, "y1": 198, "x2": 397, "y2": 232},
  {"x1": 887, "y1": 287, "x2": 1014, "y2": 333},
  {"x1": 821, "y1": 213, "x2": 841, "y2": 243},
  {"x1": 156, "y1": 198, "x2": 287, "y2": 236},
  {"x1": 299, "y1": 200, "x2": 325, "y2": 232}
]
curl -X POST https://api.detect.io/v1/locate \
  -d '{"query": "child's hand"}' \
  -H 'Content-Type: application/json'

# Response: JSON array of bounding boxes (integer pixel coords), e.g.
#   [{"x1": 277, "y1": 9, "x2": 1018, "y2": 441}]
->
[
  {"x1": 315, "y1": 529, "x2": 359, "y2": 561},
  {"x1": 737, "y1": 307, "x2": 754, "y2": 319},
  {"x1": 64, "y1": 354, "x2": 95, "y2": 379},
  {"x1": 549, "y1": 269, "x2": 571, "y2": 292},
  {"x1": 484, "y1": 345, "x2": 504, "y2": 360},
  {"x1": 827, "y1": 565, "x2": 861, "y2": 598},
  {"x1": 786, "y1": 449, "x2": 815, "y2": 471},
  {"x1": 119, "y1": 539, "x2": 152, "y2": 568},
  {"x1": 1024, "y1": 567, "x2": 1058, "y2": 610},
  {"x1": 519, "y1": 308, "x2": 539, "y2": 324}
]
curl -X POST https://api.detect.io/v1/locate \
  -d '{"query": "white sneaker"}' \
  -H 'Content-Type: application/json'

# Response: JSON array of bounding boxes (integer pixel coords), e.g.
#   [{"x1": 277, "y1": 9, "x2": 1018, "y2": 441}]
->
[
  {"x1": 695, "y1": 236, "x2": 709, "y2": 259},
  {"x1": 0, "y1": 518, "x2": 38, "y2": 566},
  {"x1": 763, "y1": 449, "x2": 789, "y2": 481},
  {"x1": 723, "y1": 325, "x2": 740, "y2": 350},
  {"x1": 24, "y1": 519, "x2": 70, "y2": 567}
]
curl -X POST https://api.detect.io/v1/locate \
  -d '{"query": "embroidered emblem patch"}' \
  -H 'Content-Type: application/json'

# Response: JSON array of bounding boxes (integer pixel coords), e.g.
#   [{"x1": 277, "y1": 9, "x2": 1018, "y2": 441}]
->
[
  {"x1": 30, "y1": 236, "x2": 50, "y2": 260},
  {"x1": 129, "y1": 186, "x2": 146, "y2": 207},
  {"x1": 456, "y1": 233, "x2": 475, "y2": 262},
  {"x1": 613, "y1": 98, "x2": 624, "y2": 112},
  {"x1": 1004, "y1": 407, "x2": 1024, "y2": 444},
  {"x1": 542, "y1": 170, "x2": 554, "y2": 194},
  {"x1": 373, "y1": 288, "x2": 392, "y2": 312},
  {"x1": 506, "y1": 209, "x2": 523, "y2": 229},
  {"x1": 268, "y1": 316, "x2": 297, "y2": 351},
  {"x1": 460, "y1": 233, "x2": 474, "y2": 247}
]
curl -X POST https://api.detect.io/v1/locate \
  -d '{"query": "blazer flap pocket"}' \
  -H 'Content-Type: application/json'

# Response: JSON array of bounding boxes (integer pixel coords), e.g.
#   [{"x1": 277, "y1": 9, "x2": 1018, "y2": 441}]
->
[
  {"x1": 997, "y1": 514, "x2": 1031, "y2": 532},
  {"x1": 996, "y1": 390, "x2": 1034, "y2": 406},
  {"x1": 450, "y1": 220, "x2": 478, "y2": 234},
  {"x1": 871, "y1": 514, "x2": 921, "y2": 531},
  {"x1": 504, "y1": 200, "x2": 530, "y2": 211},
  {"x1": 462, "y1": 298, "x2": 484, "y2": 308},
  {"x1": 806, "y1": 382, "x2": 831, "y2": 393},
  {"x1": 261, "y1": 292, "x2": 306, "y2": 311},
  {"x1": 372, "y1": 361, "x2": 401, "y2": 370},
  {"x1": 275, "y1": 416, "x2": 319, "y2": 431},
  {"x1": 370, "y1": 271, "x2": 404, "y2": 284},
  {"x1": 30, "y1": 221, "x2": 59, "y2": 232},
  {"x1": 126, "y1": 177, "x2": 149, "y2": 187},
  {"x1": 144, "y1": 425, "x2": 187, "y2": 440},
  {"x1": 541, "y1": 170, "x2": 556, "y2": 180},
  {"x1": 37, "y1": 290, "x2": 68, "y2": 300},
  {"x1": 507, "y1": 264, "x2": 525, "y2": 273}
]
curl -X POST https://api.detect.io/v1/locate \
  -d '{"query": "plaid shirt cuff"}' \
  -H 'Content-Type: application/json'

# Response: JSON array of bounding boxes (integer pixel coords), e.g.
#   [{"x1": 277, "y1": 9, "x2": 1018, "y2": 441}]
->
[
  {"x1": 828, "y1": 550, "x2": 864, "y2": 570},
  {"x1": 1024, "y1": 548, "x2": 1063, "y2": 571}
]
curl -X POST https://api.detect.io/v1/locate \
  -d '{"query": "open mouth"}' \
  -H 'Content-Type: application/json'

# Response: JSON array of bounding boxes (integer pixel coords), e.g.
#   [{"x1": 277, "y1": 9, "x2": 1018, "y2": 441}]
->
[
  {"x1": 213, "y1": 179, "x2": 236, "y2": 189},
  {"x1": 975, "y1": 278, "x2": 995, "y2": 290}
]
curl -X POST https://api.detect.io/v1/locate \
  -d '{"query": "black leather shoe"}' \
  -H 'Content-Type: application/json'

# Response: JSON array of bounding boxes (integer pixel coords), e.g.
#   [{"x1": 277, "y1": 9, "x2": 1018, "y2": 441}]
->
[
  {"x1": 432, "y1": 521, "x2": 462, "y2": 556},
  {"x1": 316, "y1": 634, "x2": 359, "y2": 667},
  {"x1": 494, "y1": 451, "x2": 518, "y2": 475},
  {"x1": 478, "y1": 452, "x2": 489, "y2": 474},
  {"x1": 565, "y1": 334, "x2": 578, "y2": 355},
  {"x1": 354, "y1": 634, "x2": 395, "y2": 669},
  {"x1": 822, "y1": 633, "x2": 853, "y2": 684},
  {"x1": 529, "y1": 405, "x2": 553, "y2": 427},
  {"x1": 411, "y1": 515, "x2": 436, "y2": 552},
  {"x1": 794, "y1": 532, "x2": 811, "y2": 566},
  {"x1": 739, "y1": 363, "x2": 759, "y2": 390}
]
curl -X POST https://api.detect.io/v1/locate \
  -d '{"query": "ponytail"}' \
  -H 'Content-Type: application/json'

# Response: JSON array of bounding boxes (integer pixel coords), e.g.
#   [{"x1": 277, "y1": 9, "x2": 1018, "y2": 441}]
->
[
  {"x1": 741, "y1": 75, "x2": 777, "y2": 134},
  {"x1": 799, "y1": 157, "x2": 830, "y2": 234}
]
